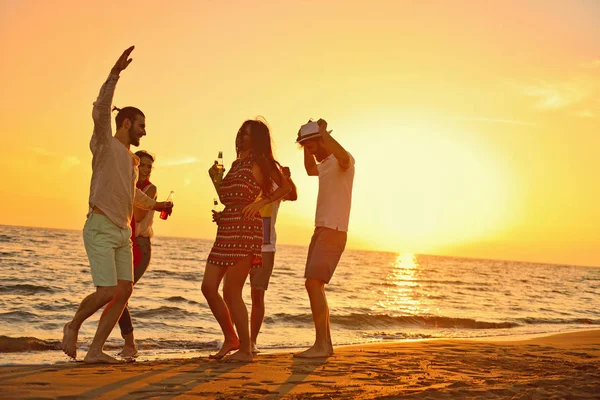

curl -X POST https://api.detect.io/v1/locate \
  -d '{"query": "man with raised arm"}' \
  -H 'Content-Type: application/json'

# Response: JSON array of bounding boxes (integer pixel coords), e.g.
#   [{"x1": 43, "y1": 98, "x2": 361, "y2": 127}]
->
[
  {"x1": 294, "y1": 118, "x2": 355, "y2": 358},
  {"x1": 61, "y1": 46, "x2": 172, "y2": 364}
]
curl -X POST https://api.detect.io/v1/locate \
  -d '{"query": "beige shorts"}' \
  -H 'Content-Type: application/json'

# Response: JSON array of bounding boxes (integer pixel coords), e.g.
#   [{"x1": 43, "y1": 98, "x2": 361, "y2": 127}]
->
[
  {"x1": 83, "y1": 213, "x2": 133, "y2": 286},
  {"x1": 249, "y1": 251, "x2": 275, "y2": 290},
  {"x1": 304, "y1": 227, "x2": 347, "y2": 284}
]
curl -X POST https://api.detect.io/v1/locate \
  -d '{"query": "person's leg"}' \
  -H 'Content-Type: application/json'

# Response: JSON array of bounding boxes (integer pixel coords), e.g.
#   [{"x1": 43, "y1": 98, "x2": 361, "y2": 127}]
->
[
  {"x1": 201, "y1": 262, "x2": 238, "y2": 359},
  {"x1": 325, "y1": 285, "x2": 333, "y2": 353},
  {"x1": 62, "y1": 214, "x2": 120, "y2": 360},
  {"x1": 84, "y1": 225, "x2": 135, "y2": 364},
  {"x1": 294, "y1": 278, "x2": 332, "y2": 358},
  {"x1": 119, "y1": 236, "x2": 152, "y2": 356},
  {"x1": 249, "y1": 251, "x2": 275, "y2": 352},
  {"x1": 84, "y1": 279, "x2": 133, "y2": 363},
  {"x1": 61, "y1": 287, "x2": 115, "y2": 359},
  {"x1": 250, "y1": 288, "x2": 265, "y2": 352},
  {"x1": 295, "y1": 228, "x2": 344, "y2": 358},
  {"x1": 222, "y1": 255, "x2": 253, "y2": 362}
]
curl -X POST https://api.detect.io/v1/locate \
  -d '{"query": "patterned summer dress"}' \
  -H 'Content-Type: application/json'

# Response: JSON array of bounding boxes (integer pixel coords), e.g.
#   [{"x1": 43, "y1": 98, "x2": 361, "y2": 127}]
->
[{"x1": 207, "y1": 156, "x2": 263, "y2": 267}]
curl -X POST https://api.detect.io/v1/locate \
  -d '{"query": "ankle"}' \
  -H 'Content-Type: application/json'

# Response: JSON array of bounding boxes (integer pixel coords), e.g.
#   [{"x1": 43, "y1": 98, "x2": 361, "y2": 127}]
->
[
  {"x1": 86, "y1": 347, "x2": 103, "y2": 355},
  {"x1": 224, "y1": 336, "x2": 240, "y2": 344},
  {"x1": 68, "y1": 321, "x2": 81, "y2": 331},
  {"x1": 122, "y1": 332, "x2": 135, "y2": 346},
  {"x1": 313, "y1": 341, "x2": 329, "y2": 350}
]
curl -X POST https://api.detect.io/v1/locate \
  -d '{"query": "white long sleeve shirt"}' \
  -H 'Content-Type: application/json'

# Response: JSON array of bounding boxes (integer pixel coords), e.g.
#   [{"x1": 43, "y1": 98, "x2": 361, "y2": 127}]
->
[{"x1": 87, "y1": 74, "x2": 156, "y2": 229}]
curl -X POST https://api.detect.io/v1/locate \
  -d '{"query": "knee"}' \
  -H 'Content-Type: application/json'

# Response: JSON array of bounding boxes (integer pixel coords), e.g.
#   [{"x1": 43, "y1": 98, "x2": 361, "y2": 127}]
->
[
  {"x1": 223, "y1": 286, "x2": 240, "y2": 305},
  {"x1": 305, "y1": 278, "x2": 323, "y2": 292},
  {"x1": 201, "y1": 281, "x2": 218, "y2": 300},
  {"x1": 113, "y1": 283, "x2": 133, "y2": 302},
  {"x1": 97, "y1": 289, "x2": 116, "y2": 305},
  {"x1": 121, "y1": 284, "x2": 133, "y2": 300}
]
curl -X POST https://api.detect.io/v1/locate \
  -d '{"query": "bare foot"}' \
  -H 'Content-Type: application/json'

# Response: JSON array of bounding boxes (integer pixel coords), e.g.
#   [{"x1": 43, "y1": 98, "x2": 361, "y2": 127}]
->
[
  {"x1": 222, "y1": 349, "x2": 253, "y2": 363},
  {"x1": 118, "y1": 345, "x2": 138, "y2": 358},
  {"x1": 209, "y1": 338, "x2": 240, "y2": 360},
  {"x1": 84, "y1": 350, "x2": 122, "y2": 364},
  {"x1": 293, "y1": 345, "x2": 333, "y2": 359},
  {"x1": 251, "y1": 343, "x2": 260, "y2": 355},
  {"x1": 61, "y1": 322, "x2": 78, "y2": 359}
]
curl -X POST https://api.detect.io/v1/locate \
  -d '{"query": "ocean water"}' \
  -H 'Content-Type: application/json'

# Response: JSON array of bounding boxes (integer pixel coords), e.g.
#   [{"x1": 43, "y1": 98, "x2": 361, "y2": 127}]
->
[{"x1": 0, "y1": 224, "x2": 599, "y2": 365}]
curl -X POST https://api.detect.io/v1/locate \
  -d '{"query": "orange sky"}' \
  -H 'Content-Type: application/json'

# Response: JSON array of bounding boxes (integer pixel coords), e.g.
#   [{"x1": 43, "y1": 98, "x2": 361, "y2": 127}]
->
[{"x1": 1, "y1": 0, "x2": 599, "y2": 266}]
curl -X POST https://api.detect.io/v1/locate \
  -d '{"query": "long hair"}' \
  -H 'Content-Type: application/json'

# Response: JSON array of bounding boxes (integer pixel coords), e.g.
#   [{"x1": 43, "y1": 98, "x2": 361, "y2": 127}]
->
[{"x1": 235, "y1": 119, "x2": 280, "y2": 196}]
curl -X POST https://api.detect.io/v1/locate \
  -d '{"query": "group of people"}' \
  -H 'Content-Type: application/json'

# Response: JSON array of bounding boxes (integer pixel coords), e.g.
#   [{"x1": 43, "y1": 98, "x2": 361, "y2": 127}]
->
[{"x1": 60, "y1": 46, "x2": 355, "y2": 364}]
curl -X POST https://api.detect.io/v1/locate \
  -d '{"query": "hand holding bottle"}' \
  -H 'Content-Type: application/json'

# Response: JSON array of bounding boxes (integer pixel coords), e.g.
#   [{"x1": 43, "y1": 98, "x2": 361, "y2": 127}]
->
[
  {"x1": 159, "y1": 191, "x2": 175, "y2": 220},
  {"x1": 208, "y1": 151, "x2": 225, "y2": 194}
]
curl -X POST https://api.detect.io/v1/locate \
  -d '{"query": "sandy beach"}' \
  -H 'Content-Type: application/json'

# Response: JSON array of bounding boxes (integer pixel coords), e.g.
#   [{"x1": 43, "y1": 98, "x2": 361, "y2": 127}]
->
[{"x1": 1, "y1": 330, "x2": 598, "y2": 399}]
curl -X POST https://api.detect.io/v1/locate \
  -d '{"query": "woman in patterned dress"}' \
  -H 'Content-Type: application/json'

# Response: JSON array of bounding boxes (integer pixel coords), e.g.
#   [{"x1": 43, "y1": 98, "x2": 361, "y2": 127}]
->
[{"x1": 202, "y1": 119, "x2": 292, "y2": 362}]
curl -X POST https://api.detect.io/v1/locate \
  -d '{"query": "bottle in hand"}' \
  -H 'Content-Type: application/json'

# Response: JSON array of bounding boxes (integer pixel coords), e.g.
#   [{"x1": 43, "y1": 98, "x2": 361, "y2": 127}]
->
[
  {"x1": 212, "y1": 151, "x2": 224, "y2": 185},
  {"x1": 213, "y1": 198, "x2": 222, "y2": 212},
  {"x1": 160, "y1": 191, "x2": 175, "y2": 220},
  {"x1": 217, "y1": 151, "x2": 224, "y2": 173}
]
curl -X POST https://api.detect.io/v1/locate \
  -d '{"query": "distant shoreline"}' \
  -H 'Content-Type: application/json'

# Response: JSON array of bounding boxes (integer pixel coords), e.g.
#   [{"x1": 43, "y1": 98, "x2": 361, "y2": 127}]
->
[{"x1": 2, "y1": 224, "x2": 598, "y2": 268}]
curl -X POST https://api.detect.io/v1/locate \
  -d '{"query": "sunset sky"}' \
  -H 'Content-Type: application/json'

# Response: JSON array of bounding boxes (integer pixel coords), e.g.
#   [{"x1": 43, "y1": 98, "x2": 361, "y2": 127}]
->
[{"x1": 1, "y1": 0, "x2": 599, "y2": 266}]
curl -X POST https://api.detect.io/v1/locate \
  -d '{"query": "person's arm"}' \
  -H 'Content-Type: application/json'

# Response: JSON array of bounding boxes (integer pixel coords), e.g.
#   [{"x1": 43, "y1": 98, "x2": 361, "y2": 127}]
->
[
  {"x1": 242, "y1": 163, "x2": 292, "y2": 218},
  {"x1": 318, "y1": 118, "x2": 351, "y2": 171},
  {"x1": 134, "y1": 185, "x2": 157, "y2": 221},
  {"x1": 134, "y1": 188, "x2": 157, "y2": 210},
  {"x1": 304, "y1": 147, "x2": 319, "y2": 176},
  {"x1": 90, "y1": 46, "x2": 135, "y2": 151},
  {"x1": 281, "y1": 167, "x2": 298, "y2": 201},
  {"x1": 134, "y1": 188, "x2": 172, "y2": 211}
]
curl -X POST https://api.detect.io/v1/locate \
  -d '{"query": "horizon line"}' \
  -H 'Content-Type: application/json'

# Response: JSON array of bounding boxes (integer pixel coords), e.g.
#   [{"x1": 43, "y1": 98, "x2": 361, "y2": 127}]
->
[{"x1": 1, "y1": 223, "x2": 597, "y2": 269}]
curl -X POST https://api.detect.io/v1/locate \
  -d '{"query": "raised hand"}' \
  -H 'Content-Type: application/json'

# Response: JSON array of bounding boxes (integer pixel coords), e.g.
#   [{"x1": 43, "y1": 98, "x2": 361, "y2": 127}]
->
[
  {"x1": 111, "y1": 46, "x2": 135, "y2": 75},
  {"x1": 317, "y1": 118, "x2": 327, "y2": 134},
  {"x1": 317, "y1": 118, "x2": 332, "y2": 136}
]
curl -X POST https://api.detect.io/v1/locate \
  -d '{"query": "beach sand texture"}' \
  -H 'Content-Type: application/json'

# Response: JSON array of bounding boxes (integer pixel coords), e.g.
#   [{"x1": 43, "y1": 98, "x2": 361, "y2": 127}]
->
[{"x1": 1, "y1": 330, "x2": 598, "y2": 399}]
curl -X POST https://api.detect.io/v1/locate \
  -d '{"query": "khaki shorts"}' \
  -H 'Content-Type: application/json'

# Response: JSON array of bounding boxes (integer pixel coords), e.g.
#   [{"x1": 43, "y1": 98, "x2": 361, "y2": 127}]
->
[
  {"x1": 304, "y1": 227, "x2": 347, "y2": 284},
  {"x1": 249, "y1": 251, "x2": 275, "y2": 290},
  {"x1": 83, "y1": 213, "x2": 133, "y2": 286}
]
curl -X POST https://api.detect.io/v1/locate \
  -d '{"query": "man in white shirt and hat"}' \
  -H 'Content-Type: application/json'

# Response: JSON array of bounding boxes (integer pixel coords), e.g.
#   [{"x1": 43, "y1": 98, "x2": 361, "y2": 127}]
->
[{"x1": 294, "y1": 118, "x2": 355, "y2": 358}]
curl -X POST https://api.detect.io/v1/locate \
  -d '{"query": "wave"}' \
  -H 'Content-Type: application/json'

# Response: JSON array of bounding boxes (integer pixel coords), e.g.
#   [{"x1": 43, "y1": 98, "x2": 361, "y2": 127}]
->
[
  {"x1": 0, "y1": 336, "x2": 60, "y2": 352},
  {"x1": 268, "y1": 313, "x2": 520, "y2": 330},
  {"x1": 363, "y1": 332, "x2": 435, "y2": 341},
  {"x1": 380, "y1": 279, "x2": 490, "y2": 287},
  {"x1": 165, "y1": 296, "x2": 202, "y2": 306},
  {"x1": 120, "y1": 338, "x2": 219, "y2": 351},
  {"x1": 0, "y1": 336, "x2": 220, "y2": 354},
  {"x1": 0, "y1": 284, "x2": 56, "y2": 295},
  {"x1": 30, "y1": 239, "x2": 50, "y2": 244},
  {"x1": 148, "y1": 269, "x2": 199, "y2": 281},
  {"x1": 517, "y1": 317, "x2": 600, "y2": 325},
  {"x1": 0, "y1": 234, "x2": 14, "y2": 243},
  {"x1": 132, "y1": 306, "x2": 198, "y2": 319},
  {"x1": 0, "y1": 311, "x2": 39, "y2": 322}
]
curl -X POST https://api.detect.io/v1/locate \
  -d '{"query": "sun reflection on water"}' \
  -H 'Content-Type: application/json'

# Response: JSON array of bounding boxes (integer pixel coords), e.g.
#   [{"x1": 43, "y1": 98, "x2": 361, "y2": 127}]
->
[{"x1": 375, "y1": 253, "x2": 429, "y2": 315}]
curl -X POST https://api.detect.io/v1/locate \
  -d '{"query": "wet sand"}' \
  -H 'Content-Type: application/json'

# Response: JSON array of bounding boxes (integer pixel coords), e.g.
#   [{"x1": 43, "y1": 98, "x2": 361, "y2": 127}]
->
[{"x1": 1, "y1": 330, "x2": 599, "y2": 399}]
